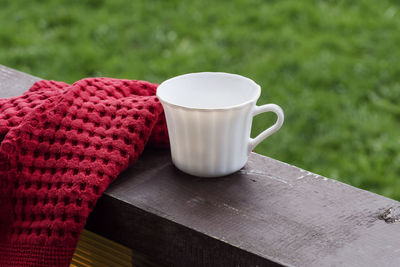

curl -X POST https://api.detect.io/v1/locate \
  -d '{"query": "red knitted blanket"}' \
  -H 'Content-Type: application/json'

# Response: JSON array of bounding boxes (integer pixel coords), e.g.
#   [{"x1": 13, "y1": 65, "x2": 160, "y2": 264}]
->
[{"x1": 0, "y1": 78, "x2": 169, "y2": 266}]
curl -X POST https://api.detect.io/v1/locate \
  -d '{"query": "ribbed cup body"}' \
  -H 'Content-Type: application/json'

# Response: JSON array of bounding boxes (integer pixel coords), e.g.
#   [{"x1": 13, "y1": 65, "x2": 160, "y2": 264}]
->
[{"x1": 162, "y1": 101, "x2": 255, "y2": 177}]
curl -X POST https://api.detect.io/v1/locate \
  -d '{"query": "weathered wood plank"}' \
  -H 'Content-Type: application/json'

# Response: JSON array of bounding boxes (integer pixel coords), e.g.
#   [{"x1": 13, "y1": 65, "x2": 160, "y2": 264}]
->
[
  {"x1": 86, "y1": 149, "x2": 400, "y2": 267},
  {"x1": 2, "y1": 64, "x2": 400, "y2": 267},
  {"x1": 0, "y1": 65, "x2": 40, "y2": 97}
]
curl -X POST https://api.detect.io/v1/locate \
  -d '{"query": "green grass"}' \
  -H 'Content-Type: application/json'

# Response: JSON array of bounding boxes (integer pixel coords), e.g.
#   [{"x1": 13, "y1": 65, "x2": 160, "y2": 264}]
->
[{"x1": 1, "y1": 0, "x2": 400, "y2": 200}]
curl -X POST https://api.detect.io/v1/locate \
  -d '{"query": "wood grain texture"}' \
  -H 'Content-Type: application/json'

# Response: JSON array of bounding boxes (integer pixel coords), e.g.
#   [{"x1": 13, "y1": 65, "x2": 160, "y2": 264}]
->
[
  {"x1": 2, "y1": 64, "x2": 400, "y2": 267},
  {"x1": 0, "y1": 65, "x2": 40, "y2": 97},
  {"x1": 86, "y1": 149, "x2": 400, "y2": 267},
  {"x1": 71, "y1": 230, "x2": 132, "y2": 267}
]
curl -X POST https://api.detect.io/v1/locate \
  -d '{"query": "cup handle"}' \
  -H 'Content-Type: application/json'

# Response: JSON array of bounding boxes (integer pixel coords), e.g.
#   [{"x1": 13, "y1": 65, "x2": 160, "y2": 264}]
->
[{"x1": 248, "y1": 104, "x2": 284, "y2": 153}]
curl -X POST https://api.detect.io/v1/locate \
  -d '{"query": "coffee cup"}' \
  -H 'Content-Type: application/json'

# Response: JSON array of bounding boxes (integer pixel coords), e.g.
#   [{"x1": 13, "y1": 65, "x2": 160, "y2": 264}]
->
[{"x1": 157, "y1": 72, "x2": 284, "y2": 177}]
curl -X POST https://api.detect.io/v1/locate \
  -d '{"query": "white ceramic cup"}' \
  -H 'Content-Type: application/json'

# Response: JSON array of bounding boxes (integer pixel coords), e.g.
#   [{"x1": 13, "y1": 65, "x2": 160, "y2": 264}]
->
[{"x1": 157, "y1": 72, "x2": 284, "y2": 177}]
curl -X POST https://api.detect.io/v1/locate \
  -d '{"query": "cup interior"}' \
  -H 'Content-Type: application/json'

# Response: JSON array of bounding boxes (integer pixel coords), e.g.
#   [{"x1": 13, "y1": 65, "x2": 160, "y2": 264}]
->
[{"x1": 157, "y1": 72, "x2": 260, "y2": 109}]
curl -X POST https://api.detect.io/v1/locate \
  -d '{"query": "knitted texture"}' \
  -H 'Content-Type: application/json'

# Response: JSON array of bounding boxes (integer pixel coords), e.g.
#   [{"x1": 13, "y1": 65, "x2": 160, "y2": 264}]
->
[{"x1": 0, "y1": 78, "x2": 169, "y2": 266}]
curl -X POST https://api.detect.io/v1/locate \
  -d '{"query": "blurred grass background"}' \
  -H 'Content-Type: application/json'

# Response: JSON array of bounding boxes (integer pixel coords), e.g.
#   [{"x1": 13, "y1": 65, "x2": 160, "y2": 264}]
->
[{"x1": 1, "y1": 0, "x2": 400, "y2": 200}]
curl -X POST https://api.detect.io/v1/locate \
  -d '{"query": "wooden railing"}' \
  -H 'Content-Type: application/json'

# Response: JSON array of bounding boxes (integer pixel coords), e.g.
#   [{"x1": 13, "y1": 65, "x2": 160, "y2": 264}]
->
[{"x1": 2, "y1": 64, "x2": 400, "y2": 267}]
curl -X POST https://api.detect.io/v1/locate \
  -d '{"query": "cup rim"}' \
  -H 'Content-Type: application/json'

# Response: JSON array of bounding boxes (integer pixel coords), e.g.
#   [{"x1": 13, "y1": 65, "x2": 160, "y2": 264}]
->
[{"x1": 156, "y1": 72, "x2": 261, "y2": 111}]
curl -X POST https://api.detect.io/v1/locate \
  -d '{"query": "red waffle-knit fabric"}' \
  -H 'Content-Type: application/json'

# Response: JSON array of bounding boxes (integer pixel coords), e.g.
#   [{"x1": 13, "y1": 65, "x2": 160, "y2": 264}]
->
[{"x1": 0, "y1": 78, "x2": 168, "y2": 266}]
